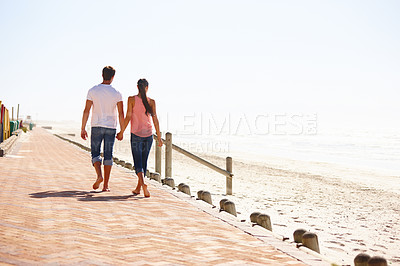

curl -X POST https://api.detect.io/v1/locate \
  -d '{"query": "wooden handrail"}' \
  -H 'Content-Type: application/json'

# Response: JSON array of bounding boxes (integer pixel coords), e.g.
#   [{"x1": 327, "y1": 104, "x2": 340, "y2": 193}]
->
[
  {"x1": 171, "y1": 143, "x2": 232, "y2": 177},
  {"x1": 154, "y1": 132, "x2": 233, "y2": 195},
  {"x1": 153, "y1": 134, "x2": 233, "y2": 177}
]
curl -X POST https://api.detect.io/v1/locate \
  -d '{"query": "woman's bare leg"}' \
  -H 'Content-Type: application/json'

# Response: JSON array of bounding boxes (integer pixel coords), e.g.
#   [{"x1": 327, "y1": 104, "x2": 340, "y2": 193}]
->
[
  {"x1": 132, "y1": 172, "x2": 150, "y2": 197},
  {"x1": 143, "y1": 183, "x2": 150, "y2": 197},
  {"x1": 132, "y1": 172, "x2": 143, "y2": 194}
]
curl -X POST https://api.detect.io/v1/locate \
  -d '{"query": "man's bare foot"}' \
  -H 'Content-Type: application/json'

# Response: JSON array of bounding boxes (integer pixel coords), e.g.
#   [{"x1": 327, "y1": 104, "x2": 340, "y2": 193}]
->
[
  {"x1": 143, "y1": 184, "x2": 150, "y2": 198},
  {"x1": 93, "y1": 177, "x2": 103, "y2": 190}
]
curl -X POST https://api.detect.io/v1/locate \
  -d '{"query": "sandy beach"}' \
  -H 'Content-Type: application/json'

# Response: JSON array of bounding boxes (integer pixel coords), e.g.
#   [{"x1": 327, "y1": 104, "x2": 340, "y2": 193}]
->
[
  {"x1": 51, "y1": 124, "x2": 400, "y2": 265},
  {"x1": 160, "y1": 151, "x2": 400, "y2": 265}
]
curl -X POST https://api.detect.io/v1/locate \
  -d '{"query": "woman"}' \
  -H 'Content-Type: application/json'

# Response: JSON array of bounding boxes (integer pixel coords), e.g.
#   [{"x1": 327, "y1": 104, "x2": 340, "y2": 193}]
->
[{"x1": 116, "y1": 79, "x2": 162, "y2": 197}]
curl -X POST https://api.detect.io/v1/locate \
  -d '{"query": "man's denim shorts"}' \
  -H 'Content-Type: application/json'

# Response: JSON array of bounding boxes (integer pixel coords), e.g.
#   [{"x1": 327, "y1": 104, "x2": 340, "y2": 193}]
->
[{"x1": 91, "y1": 127, "x2": 116, "y2": 165}]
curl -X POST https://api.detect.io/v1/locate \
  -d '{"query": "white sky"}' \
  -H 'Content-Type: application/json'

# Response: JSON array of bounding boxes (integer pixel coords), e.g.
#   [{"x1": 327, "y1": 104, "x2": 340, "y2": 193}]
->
[{"x1": 1, "y1": 0, "x2": 399, "y2": 130}]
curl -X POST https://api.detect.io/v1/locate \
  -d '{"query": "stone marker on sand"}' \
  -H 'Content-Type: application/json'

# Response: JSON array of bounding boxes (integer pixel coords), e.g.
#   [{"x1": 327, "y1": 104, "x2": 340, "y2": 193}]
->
[
  {"x1": 293, "y1": 228, "x2": 307, "y2": 243},
  {"x1": 301, "y1": 232, "x2": 320, "y2": 253},
  {"x1": 150, "y1": 172, "x2": 161, "y2": 182},
  {"x1": 197, "y1": 190, "x2": 204, "y2": 200},
  {"x1": 180, "y1": 184, "x2": 191, "y2": 195},
  {"x1": 219, "y1": 199, "x2": 229, "y2": 211},
  {"x1": 223, "y1": 200, "x2": 237, "y2": 216},
  {"x1": 177, "y1": 183, "x2": 190, "y2": 194},
  {"x1": 250, "y1": 212, "x2": 261, "y2": 223},
  {"x1": 256, "y1": 214, "x2": 272, "y2": 231},
  {"x1": 354, "y1": 253, "x2": 371, "y2": 266},
  {"x1": 367, "y1": 256, "x2": 387, "y2": 266},
  {"x1": 200, "y1": 191, "x2": 212, "y2": 205},
  {"x1": 178, "y1": 183, "x2": 185, "y2": 191},
  {"x1": 163, "y1": 177, "x2": 175, "y2": 188},
  {"x1": 124, "y1": 162, "x2": 133, "y2": 170}
]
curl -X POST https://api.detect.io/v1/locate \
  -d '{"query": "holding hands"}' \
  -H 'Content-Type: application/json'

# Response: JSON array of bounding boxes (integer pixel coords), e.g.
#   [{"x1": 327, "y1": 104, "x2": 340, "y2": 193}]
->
[
  {"x1": 116, "y1": 131, "x2": 124, "y2": 141},
  {"x1": 116, "y1": 132, "x2": 163, "y2": 147}
]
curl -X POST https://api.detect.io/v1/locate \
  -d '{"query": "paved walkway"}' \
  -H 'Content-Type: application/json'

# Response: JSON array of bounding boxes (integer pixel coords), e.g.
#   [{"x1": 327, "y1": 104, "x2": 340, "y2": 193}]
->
[{"x1": 0, "y1": 128, "x2": 309, "y2": 265}]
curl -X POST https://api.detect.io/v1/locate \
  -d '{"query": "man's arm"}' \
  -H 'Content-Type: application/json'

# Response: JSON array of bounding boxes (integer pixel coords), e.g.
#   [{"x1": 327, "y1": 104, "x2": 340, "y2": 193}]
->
[{"x1": 81, "y1": 100, "x2": 93, "y2": 140}]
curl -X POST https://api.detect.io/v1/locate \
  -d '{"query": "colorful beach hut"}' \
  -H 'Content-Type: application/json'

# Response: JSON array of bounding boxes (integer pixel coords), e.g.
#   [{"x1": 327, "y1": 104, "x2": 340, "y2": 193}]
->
[{"x1": 0, "y1": 101, "x2": 11, "y2": 143}]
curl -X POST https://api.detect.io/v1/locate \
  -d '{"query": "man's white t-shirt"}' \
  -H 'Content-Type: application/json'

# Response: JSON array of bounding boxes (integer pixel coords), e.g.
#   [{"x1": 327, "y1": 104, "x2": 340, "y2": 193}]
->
[{"x1": 87, "y1": 84, "x2": 123, "y2": 129}]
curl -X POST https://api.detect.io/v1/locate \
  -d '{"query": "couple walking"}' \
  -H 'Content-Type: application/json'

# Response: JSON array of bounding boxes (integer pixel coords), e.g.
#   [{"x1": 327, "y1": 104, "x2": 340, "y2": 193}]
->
[{"x1": 81, "y1": 66, "x2": 162, "y2": 197}]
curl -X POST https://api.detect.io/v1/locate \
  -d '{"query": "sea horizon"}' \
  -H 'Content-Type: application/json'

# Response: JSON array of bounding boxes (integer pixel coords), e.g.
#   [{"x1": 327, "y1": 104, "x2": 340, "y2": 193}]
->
[{"x1": 37, "y1": 111, "x2": 400, "y2": 179}]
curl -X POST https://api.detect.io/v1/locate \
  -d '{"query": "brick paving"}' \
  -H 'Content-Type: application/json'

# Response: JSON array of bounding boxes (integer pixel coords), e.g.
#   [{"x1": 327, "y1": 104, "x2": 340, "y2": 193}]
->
[{"x1": 0, "y1": 128, "x2": 309, "y2": 265}]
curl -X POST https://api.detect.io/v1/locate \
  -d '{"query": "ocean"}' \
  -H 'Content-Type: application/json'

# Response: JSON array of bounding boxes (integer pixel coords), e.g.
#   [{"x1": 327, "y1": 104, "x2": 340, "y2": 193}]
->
[{"x1": 163, "y1": 112, "x2": 400, "y2": 192}]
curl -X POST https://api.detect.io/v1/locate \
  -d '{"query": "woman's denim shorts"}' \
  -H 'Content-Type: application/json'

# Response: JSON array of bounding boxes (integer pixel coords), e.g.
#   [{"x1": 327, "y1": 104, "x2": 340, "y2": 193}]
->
[{"x1": 130, "y1": 134, "x2": 153, "y2": 176}]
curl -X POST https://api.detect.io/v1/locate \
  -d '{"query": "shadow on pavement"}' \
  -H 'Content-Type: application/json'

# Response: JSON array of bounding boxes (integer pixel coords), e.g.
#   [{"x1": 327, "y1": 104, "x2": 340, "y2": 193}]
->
[
  {"x1": 29, "y1": 190, "x2": 138, "y2": 201},
  {"x1": 78, "y1": 194, "x2": 138, "y2": 201}
]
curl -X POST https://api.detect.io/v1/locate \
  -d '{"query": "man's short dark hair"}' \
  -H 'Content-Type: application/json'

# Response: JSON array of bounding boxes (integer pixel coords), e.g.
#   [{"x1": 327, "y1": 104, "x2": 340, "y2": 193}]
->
[{"x1": 102, "y1": 66, "x2": 115, "y2": 80}]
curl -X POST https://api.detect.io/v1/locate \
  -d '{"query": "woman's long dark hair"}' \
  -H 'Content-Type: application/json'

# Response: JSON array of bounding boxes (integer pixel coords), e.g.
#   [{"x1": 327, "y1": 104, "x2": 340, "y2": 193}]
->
[{"x1": 137, "y1": 79, "x2": 153, "y2": 116}]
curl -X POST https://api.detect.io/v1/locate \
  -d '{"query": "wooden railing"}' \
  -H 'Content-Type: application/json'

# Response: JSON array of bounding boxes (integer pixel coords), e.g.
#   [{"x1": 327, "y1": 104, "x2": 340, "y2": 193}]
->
[{"x1": 154, "y1": 132, "x2": 234, "y2": 195}]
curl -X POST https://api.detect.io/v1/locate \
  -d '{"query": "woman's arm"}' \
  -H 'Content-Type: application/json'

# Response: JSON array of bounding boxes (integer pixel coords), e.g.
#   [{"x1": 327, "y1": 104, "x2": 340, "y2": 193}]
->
[
  {"x1": 116, "y1": 97, "x2": 134, "y2": 140},
  {"x1": 117, "y1": 101, "x2": 124, "y2": 131},
  {"x1": 150, "y1": 99, "x2": 163, "y2": 146}
]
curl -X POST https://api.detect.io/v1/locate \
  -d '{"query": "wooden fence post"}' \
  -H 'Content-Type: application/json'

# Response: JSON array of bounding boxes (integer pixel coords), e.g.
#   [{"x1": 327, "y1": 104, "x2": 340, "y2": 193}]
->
[
  {"x1": 155, "y1": 132, "x2": 162, "y2": 175},
  {"x1": 226, "y1": 156, "x2": 232, "y2": 195},
  {"x1": 5, "y1": 108, "x2": 9, "y2": 139},
  {"x1": 165, "y1": 132, "x2": 172, "y2": 178}
]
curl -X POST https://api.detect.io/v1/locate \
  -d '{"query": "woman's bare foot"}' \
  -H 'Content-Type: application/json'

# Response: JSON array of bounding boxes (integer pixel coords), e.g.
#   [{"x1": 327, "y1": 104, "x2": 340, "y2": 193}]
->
[
  {"x1": 132, "y1": 188, "x2": 141, "y2": 195},
  {"x1": 132, "y1": 181, "x2": 141, "y2": 194},
  {"x1": 143, "y1": 184, "x2": 150, "y2": 198},
  {"x1": 93, "y1": 176, "x2": 103, "y2": 190}
]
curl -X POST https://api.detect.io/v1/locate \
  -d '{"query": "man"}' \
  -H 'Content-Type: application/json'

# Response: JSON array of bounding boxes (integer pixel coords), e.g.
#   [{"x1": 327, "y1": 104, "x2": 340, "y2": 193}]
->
[{"x1": 81, "y1": 66, "x2": 124, "y2": 191}]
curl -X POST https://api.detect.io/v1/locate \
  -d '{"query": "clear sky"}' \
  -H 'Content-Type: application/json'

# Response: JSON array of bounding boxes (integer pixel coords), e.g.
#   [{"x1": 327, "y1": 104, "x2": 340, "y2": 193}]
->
[{"x1": 1, "y1": 0, "x2": 399, "y2": 130}]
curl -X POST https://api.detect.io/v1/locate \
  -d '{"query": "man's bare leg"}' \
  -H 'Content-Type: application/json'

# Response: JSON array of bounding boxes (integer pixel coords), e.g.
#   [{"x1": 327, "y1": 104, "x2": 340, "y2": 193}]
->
[
  {"x1": 93, "y1": 161, "x2": 103, "y2": 189},
  {"x1": 102, "y1": 165, "x2": 112, "y2": 191}
]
